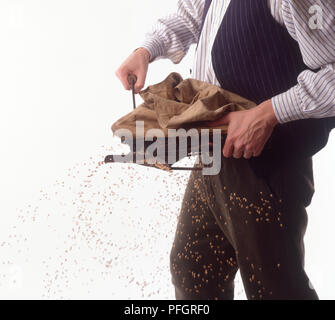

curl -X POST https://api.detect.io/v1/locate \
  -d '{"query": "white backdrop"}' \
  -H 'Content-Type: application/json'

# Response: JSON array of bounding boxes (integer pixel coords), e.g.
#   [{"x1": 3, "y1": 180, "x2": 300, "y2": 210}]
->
[{"x1": 0, "y1": 0, "x2": 334, "y2": 299}]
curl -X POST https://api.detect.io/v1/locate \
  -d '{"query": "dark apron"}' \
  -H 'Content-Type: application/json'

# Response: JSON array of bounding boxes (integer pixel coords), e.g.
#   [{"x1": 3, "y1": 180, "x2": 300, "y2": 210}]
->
[
  {"x1": 170, "y1": 0, "x2": 320, "y2": 300},
  {"x1": 201, "y1": 0, "x2": 334, "y2": 206}
]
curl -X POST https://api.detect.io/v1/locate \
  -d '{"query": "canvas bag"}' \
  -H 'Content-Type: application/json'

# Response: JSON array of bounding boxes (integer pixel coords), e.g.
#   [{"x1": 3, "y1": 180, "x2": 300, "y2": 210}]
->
[
  {"x1": 107, "y1": 72, "x2": 256, "y2": 170},
  {"x1": 112, "y1": 72, "x2": 256, "y2": 138}
]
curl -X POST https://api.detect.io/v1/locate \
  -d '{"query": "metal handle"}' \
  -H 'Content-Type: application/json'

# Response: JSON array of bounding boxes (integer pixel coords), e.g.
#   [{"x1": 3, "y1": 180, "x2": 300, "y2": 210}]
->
[
  {"x1": 127, "y1": 74, "x2": 137, "y2": 110},
  {"x1": 104, "y1": 154, "x2": 203, "y2": 171}
]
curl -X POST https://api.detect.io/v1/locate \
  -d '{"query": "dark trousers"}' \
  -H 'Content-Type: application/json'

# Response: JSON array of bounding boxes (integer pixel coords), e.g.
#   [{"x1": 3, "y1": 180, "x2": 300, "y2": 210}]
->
[{"x1": 170, "y1": 156, "x2": 318, "y2": 300}]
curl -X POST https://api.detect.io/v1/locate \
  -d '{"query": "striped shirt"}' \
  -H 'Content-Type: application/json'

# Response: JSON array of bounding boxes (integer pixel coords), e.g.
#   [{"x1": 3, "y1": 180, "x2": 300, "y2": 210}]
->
[{"x1": 139, "y1": 0, "x2": 335, "y2": 124}]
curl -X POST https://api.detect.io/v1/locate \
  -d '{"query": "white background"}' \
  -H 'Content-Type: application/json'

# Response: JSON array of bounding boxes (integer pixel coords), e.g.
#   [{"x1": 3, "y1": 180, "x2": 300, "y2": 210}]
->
[{"x1": 0, "y1": 0, "x2": 334, "y2": 299}]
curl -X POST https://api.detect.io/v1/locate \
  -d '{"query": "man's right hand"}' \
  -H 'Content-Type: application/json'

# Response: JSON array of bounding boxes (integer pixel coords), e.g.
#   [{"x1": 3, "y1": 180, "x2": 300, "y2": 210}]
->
[{"x1": 115, "y1": 47, "x2": 151, "y2": 94}]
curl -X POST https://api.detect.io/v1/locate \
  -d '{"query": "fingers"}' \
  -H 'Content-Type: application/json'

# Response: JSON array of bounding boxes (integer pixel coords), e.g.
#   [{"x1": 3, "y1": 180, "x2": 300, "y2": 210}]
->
[
  {"x1": 134, "y1": 69, "x2": 147, "y2": 93},
  {"x1": 222, "y1": 137, "x2": 234, "y2": 158},
  {"x1": 230, "y1": 142, "x2": 245, "y2": 159},
  {"x1": 243, "y1": 148, "x2": 254, "y2": 159},
  {"x1": 223, "y1": 145, "x2": 254, "y2": 159},
  {"x1": 115, "y1": 69, "x2": 131, "y2": 90},
  {"x1": 233, "y1": 148, "x2": 244, "y2": 159},
  {"x1": 116, "y1": 68, "x2": 146, "y2": 93},
  {"x1": 222, "y1": 143, "x2": 262, "y2": 159},
  {"x1": 253, "y1": 143, "x2": 265, "y2": 157},
  {"x1": 223, "y1": 137, "x2": 258, "y2": 159},
  {"x1": 115, "y1": 47, "x2": 150, "y2": 93}
]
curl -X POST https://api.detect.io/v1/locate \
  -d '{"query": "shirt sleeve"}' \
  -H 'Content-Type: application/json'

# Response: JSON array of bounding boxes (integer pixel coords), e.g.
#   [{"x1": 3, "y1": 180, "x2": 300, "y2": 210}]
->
[
  {"x1": 137, "y1": 0, "x2": 205, "y2": 64},
  {"x1": 272, "y1": 0, "x2": 335, "y2": 123}
]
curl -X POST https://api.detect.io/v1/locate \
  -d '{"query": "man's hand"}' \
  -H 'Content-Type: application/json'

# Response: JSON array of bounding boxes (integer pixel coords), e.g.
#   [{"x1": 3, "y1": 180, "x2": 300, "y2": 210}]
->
[
  {"x1": 207, "y1": 99, "x2": 279, "y2": 159},
  {"x1": 115, "y1": 47, "x2": 151, "y2": 93}
]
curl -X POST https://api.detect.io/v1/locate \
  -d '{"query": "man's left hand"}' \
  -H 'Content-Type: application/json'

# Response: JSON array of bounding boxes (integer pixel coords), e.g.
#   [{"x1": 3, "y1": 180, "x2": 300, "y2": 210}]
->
[{"x1": 207, "y1": 99, "x2": 279, "y2": 159}]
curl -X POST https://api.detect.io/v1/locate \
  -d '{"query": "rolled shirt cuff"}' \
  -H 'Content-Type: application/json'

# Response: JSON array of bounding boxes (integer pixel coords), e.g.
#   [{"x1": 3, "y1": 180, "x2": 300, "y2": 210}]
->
[
  {"x1": 136, "y1": 36, "x2": 166, "y2": 63},
  {"x1": 272, "y1": 85, "x2": 306, "y2": 124}
]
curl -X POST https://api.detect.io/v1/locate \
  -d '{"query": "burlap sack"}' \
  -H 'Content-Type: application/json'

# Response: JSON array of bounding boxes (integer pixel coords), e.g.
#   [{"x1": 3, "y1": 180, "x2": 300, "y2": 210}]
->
[
  {"x1": 106, "y1": 73, "x2": 257, "y2": 171},
  {"x1": 112, "y1": 72, "x2": 256, "y2": 138}
]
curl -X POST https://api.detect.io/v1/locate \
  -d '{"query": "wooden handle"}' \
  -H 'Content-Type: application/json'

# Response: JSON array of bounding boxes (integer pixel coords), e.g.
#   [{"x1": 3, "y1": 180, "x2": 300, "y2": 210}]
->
[{"x1": 127, "y1": 74, "x2": 137, "y2": 86}]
